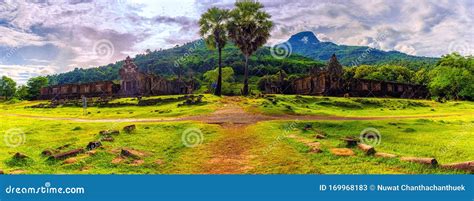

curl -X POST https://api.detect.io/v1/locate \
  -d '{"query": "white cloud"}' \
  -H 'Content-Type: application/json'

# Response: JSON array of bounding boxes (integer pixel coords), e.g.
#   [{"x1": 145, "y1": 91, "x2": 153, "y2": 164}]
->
[
  {"x1": 0, "y1": 0, "x2": 473, "y2": 84},
  {"x1": 0, "y1": 64, "x2": 59, "y2": 85}
]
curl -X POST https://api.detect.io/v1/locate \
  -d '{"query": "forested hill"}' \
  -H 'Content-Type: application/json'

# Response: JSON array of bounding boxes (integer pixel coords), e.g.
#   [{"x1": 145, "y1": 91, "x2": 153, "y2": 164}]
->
[
  {"x1": 47, "y1": 31, "x2": 439, "y2": 86},
  {"x1": 283, "y1": 31, "x2": 438, "y2": 70},
  {"x1": 46, "y1": 40, "x2": 323, "y2": 86}
]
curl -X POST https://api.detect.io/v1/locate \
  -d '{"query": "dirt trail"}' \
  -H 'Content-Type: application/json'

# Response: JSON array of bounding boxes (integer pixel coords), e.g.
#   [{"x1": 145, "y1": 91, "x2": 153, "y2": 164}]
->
[
  {"x1": 198, "y1": 97, "x2": 258, "y2": 173},
  {"x1": 201, "y1": 124, "x2": 257, "y2": 174}
]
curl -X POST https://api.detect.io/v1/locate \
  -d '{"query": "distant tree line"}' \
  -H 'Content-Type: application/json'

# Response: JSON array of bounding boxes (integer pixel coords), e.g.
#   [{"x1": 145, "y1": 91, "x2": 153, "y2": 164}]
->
[{"x1": 0, "y1": 76, "x2": 48, "y2": 102}]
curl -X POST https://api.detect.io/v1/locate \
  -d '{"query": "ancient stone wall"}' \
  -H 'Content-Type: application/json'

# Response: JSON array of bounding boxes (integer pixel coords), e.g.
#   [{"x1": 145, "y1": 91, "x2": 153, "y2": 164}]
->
[
  {"x1": 40, "y1": 81, "x2": 119, "y2": 100},
  {"x1": 262, "y1": 54, "x2": 429, "y2": 99}
]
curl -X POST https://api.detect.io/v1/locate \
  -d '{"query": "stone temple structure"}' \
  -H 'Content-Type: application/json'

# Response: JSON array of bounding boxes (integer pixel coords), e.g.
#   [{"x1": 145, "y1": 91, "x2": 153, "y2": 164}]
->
[
  {"x1": 119, "y1": 56, "x2": 194, "y2": 96},
  {"x1": 40, "y1": 56, "x2": 194, "y2": 99},
  {"x1": 262, "y1": 54, "x2": 428, "y2": 99}
]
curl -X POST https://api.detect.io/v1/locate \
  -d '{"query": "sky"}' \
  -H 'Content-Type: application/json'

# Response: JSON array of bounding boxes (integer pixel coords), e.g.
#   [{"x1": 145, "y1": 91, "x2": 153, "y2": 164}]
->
[{"x1": 0, "y1": 0, "x2": 473, "y2": 85}]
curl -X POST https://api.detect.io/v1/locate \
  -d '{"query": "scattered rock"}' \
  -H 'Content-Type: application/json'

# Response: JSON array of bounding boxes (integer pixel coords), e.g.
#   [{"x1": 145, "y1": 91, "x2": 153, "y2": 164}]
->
[
  {"x1": 330, "y1": 148, "x2": 355, "y2": 156},
  {"x1": 307, "y1": 142, "x2": 322, "y2": 153},
  {"x1": 121, "y1": 148, "x2": 144, "y2": 159},
  {"x1": 400, "y1": 157, "x2": 437, "y2": 166},
  {"x1": 63, "y1": 158, "x2": 77, "y2": 164},
  {"x1": 123, "y1": 125, "x2": 136, "y2": 133},
  {"x1": 41, "y1": 149, "x2": 54, "y2": 156},
  {"x1": 13, "y1": 152, "x2": 28, "y2": 160},
  {"x1": 86, "y1": 150, "x2": 97, "y2": 156},
  {"x1": 357, "y1": 144, "x2": 376, "y2": 155},
  {"x1": 440, "y1": 161, "x2": 474, "y2": 173},
  {"x1": 101, "y1": 137, "x2": 114, "y2": 142},
  {"x1": 50, "y1": 148, "x2": 84, "y2": 160},
  {"x1": 86, "y1": 141, "x2": 102, "y2": 150},
  {"x1": 375, "y1": 152, "x2": 397, "y2": 158},
  {"x1": 111, "y1": 157, "x2": 124, "y2": 164},
  {"x1": 0, "y1": 169, "x2": 4, "y2": 174},
  {"x1": 342, "y1": 137, "x2": 359, "y2": 147},
  {"x1": 131, "y1": 160, "x2": 144, "y2": 166},
  {"x1": 99, "y1": 130, "x2": 119, "y2": 135},
  {"x1": 315, "y1": 134, "x2": 326, "y2": 139}
]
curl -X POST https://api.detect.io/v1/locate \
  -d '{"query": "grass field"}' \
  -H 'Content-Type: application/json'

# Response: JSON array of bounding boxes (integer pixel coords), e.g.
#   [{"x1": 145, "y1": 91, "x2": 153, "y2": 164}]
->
[
  {"x1": 1, "y1": 95, "x2": 221, "y2": 119},
  {"x1": 242, "y1": 95, "x2": 474, "y2": 118},
  {"x1": 0, "y1": 95, "x2": 472, "y2": 174}
]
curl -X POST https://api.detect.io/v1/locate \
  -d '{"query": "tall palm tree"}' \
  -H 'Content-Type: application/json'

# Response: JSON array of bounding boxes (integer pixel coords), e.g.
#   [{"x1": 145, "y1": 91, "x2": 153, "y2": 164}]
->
[
  {"x1": 228, "y1": 1, "x2": 273, "y2": 96},
  {"x1": 199, "y1": 7, "x2": 230, "y2": 96}
]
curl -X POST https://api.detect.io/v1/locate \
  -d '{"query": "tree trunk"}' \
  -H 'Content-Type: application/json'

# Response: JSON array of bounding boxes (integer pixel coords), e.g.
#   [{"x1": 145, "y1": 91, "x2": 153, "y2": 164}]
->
[
  {"x1": 400, "y1": 157, "x2": 438, "y2": 166},
  {"x1": 242, "y1": 55, "x2": 249, "y2": 96},
  {"x1": 357, "y1": 143, "x2": 376, "y2": 155},
  {"x1": 215, "y1": 47, "x2": 223, "y2": 96}
]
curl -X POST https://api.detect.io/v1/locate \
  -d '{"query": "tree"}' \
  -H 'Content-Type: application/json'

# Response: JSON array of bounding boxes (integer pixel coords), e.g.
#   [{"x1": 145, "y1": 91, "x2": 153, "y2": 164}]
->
[
  {"x1": 228, "y1": 0, "x2": 273, "y2": 95},
  {"x1": 428, "y1": 53, "x2": 473, "y2": 100},
  {"x1": 203, "y1": 67, "x2": 234, "y2": 94},
  {"x1": 26, "y1": 76, "x2": 49, "y2": 100},
  {"x1": 16, "y1": 85, "x2": 29, "y2": 100},
  {"x1": 199, "y1": 7, "x2": 230, "y2": 96},
  {"x1": 0, "y1": 76, "x2": 17, "y2": 100}
]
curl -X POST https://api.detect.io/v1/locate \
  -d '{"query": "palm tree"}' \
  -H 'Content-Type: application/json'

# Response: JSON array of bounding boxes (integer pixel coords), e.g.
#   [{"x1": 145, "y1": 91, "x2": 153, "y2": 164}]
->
[
  {"x1": 228, "y1": 1, "x2": 273, "y2": 95},
  {"x1": 199, "y1": 7, "x2": 230, "y2": 96}
]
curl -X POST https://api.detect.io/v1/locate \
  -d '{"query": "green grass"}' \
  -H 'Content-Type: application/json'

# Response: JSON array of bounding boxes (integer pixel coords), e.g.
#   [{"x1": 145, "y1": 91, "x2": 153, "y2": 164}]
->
[
  {"x1": 243, "y1": 95, "x2": 474, "y2": 118},
  {"x1": 246, "y1": 119, "x2": 473, "y2": 174},
  {"x1": 0, "y1": 116, "x2": 220, "y2": 174},
  {"x1": 0, "y1": 94, "x2": 472, "y2": 174},
  {"x1": 0, "y1": 94, "x2": 221, "y2": 119}
]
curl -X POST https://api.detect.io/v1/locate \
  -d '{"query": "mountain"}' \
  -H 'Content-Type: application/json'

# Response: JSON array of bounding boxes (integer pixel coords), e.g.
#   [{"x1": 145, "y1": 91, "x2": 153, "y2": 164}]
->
[{"x1": 284, "y1": 31, "x2": 438, "y2": 69}]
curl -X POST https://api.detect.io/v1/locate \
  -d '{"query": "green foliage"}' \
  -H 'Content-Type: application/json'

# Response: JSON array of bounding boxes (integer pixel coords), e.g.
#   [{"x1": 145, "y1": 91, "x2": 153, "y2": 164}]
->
[
  {"x1": 428, "y1": 53, "x2": 474, "y2": 100},
  {"x1": 199, "y1": 7, "x2": 229, "y2": 50},
  {"x1": 227, "y1": 0, "x2": 273, "y2": 95},
  {"x1": 0, "y1": 76, "x2": 16, "y2": 100},
  {"x1": 199, "y1": 7, "x2": 230, "y2": 96},
  {"x1": 15, "y1": 85, "x2": 29, "y2": 100},
  {"x1": 203, "y1": 67, "x2": 235, "y2": 94},
  {"x1": 26, "y1": 76, "x2": 49, "y2": 100},
  {"x1": 352, "y1": 64, "x2": 415, "y2": 83}
]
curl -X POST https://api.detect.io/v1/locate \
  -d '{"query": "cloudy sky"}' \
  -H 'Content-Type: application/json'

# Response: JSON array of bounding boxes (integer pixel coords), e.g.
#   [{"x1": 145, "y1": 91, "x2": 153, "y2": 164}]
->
[{"x1": 0, "y1": 0, "x2": 473, "y2": 84}]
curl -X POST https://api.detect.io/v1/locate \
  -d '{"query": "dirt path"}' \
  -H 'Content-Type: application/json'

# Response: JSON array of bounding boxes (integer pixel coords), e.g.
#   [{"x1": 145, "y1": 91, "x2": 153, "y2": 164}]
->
[{"x1": 201, "y1": 124, "x2": 257, "y2": 174}]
